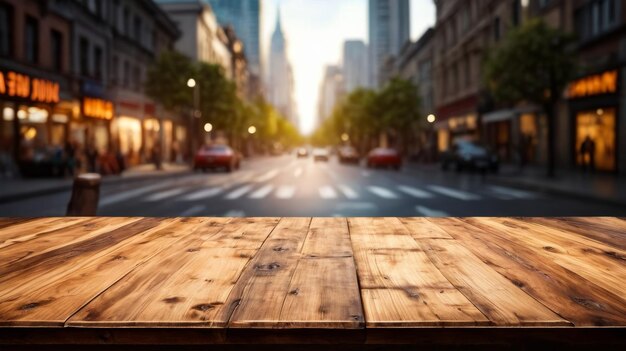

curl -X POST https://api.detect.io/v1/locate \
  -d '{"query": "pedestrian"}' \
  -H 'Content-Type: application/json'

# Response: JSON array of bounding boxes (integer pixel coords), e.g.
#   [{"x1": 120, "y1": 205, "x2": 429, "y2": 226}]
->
[
  {"x1": 64, "y1": 140, "x2": 77, "y2": 177},
  {"x1": 152, "y1": 141, "x2": 163, "y2": 171},
  {"x1": 85, "y1": 142, "x2": 99, "y2": 173},
  {"x1": 580, "y1": 135, "x2": 596, "y2": 173}
]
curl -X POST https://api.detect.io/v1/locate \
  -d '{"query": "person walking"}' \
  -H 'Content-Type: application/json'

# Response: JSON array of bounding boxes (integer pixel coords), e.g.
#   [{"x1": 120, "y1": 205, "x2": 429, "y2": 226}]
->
[{"x1": 580, "y1": 135, "x2": 596, "y2": 173}]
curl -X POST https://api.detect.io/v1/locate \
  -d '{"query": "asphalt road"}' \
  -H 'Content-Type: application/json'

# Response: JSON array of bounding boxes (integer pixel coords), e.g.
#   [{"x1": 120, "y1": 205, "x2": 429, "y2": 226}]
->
[{"x1": 1, "y1": 155, "x2": 625, "y2": 217}]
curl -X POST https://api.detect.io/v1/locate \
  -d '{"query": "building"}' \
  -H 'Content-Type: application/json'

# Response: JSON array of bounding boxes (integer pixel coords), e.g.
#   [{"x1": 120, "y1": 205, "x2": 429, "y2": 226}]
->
[
  {"x1": 268, "y1": 7, "x2": 297, "y2": 125},
  {"x1": 155, "y1": 0, "x2": 231, "y2": 73},
  {"x1": 396, "y1": 28, "x2": 435, "y2": 117},
  {"x1": 207, "y1": 0, "x2": 261, "y2": 78},
  {"x1": 318, "y1": 65, "x2": 344, "y2": 126},
  {"x1": 342, "y1": 40, "x2": 369, "y2": 93},
  {"x1": 368, "y1": 0, "x2": 410, "y2": 88},
  {"x1": 223, "y1": 26, "x2": 249, "y2": 100}
]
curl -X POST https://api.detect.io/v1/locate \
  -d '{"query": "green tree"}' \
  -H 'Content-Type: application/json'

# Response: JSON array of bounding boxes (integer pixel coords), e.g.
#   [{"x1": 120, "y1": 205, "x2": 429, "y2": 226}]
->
[
  {"x1": 377, "y1": 78, "x2": 422, "y2": 154},
  {"x1": 483, "y1": 19, "x2": 576, "y2": 177},
  {"x1": 145, "y1": 50, "x2": 194, "y2": 111}
]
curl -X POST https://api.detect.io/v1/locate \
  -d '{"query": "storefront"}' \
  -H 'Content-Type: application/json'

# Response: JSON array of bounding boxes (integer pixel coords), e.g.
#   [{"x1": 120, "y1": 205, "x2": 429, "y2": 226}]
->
[
  {"x1": 435, "y1": 113, "x2": 478, "y2": 152},
  {"x1": 567, "y1": 69, "x2": 619, "y2": 173}
]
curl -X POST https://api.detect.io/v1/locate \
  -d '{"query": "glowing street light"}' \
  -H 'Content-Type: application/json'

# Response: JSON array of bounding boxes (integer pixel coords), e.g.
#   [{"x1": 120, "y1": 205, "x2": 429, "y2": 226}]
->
[
  {"x1": 204, "y1": 123, "x2": 213, "y2": 133},
  {"x1": 248, "y1": 125, "x2": 257, "y2": 135},
  {"x1": 341, "y1": 133, "x2": 350, "y2": 142},
  {"x1": 427, "y1": 114, "x2": 436, "y2": 123},
  {"x1": 187, "y1": 78, "x2": 196, "y2": 88}
]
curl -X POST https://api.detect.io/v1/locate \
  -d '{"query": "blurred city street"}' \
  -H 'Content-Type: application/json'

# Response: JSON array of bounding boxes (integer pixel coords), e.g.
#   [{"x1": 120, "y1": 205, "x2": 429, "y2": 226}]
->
[{"x1": 1, "y1": 154, "x2": 624, "y2": 217}]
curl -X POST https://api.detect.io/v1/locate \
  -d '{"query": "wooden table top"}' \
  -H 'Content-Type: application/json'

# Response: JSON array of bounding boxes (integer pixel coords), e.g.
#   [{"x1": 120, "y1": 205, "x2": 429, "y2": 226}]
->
[{"x1": 0, "y1": 217, "x2": 625, "y2": 346}]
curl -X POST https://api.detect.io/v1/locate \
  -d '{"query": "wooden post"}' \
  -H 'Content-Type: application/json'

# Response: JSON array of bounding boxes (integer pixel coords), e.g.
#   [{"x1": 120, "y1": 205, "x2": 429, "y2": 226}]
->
[{"x1": 66, "y1": 173, "x2": 101, "y2": 216}]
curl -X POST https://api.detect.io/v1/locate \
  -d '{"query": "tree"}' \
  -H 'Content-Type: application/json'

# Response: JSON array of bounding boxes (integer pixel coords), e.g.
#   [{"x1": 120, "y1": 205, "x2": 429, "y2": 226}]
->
[
  {"x1": 483, "y1": 19, "x2": 577, "y2": 177},
  {"x1": 377, "y1": 78, "x2": 422, "y2": 154},
  {"x1": 145, "y1": 50, "x2": 195, "y2": 111}
]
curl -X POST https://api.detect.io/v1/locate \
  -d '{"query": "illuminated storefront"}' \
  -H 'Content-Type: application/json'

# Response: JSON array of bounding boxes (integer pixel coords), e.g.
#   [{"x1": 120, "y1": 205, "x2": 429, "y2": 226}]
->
[
  {"x1": 435, "y1": 114, "x2": 478, "y2": 151},
  {"x1": 567, "y1": 70, "x2": 619, "y2": 172}
]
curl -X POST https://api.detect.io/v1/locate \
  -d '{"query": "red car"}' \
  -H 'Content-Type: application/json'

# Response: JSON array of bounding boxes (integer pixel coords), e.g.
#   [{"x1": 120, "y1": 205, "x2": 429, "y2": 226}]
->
[
  {"x1": 367, "y1": 148, "x2": 402, "y2": 170},
  {"x1": 194, "y1": 145, "x2": 240, "y2": 172}
]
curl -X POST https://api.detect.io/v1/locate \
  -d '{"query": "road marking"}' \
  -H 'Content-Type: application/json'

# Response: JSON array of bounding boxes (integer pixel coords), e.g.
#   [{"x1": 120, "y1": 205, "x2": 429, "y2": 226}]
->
[
  {"x1": 180, "y1": 205, "x2": 206, "y2": 216},
  {"x1": 367, "y1": 186, "x2": 398, "y2": 199},
  {"x1": 415, "y1": 205, "x2": 450, "y2": 217},
  {"x1": 225, "y1": 185, "x2": 253, "y2": 199},
  {"x1": 144, "y1": 188, "x2": 186, "y2": 202},
  {"x1": 249, "y1": 185, "x2": 274, "y2": 199},
  {"x1": 256, "y1": 169, "x2": 279, "y2": 182},
  {"x1": 489, "y1": 185, "x2": 536, "y2": 199},
  {"x1": 319, "y1": 186, "x2": 337, "y2": 199},
  {"x1": 181, "y1": 187, "x2": 222, "y2": 201},
  {"x1": 99, "y1": 183, "x2": 168, "y2": 206},
  {"x1": 224, "y1": 210, "x2": 245, "y2": 217},
  {"x1": 294, "y1": 167, "x2": 303, "y2": 178},
  {"x1": 335, "y1": 202, "x2": 376, "y2": 211},
  {"x1": 276, "y1": 185, "x2": 296, "y2": 199},
  {"x1": 397, "y1": 185, "x2": 433, "y2": 199},
  {"x1": 338, "y1": 185, "x2": 359, "y2": 199},
  {"x1": 427, "y1": 185, "x2": 481, "y2": 201}
]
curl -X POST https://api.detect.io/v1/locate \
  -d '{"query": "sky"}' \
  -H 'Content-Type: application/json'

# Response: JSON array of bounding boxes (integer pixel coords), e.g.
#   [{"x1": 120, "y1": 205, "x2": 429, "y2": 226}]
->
[{"x1": 261, "y1": 0, "x2": 436, "y2": 135}]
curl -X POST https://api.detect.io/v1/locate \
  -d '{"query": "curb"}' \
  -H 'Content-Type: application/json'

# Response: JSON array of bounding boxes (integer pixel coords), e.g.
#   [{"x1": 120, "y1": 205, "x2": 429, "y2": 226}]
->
[
  {"x1": 0, "y1": 170, "x2": 193, "y2": 205},
  {"x1": 489, "y1": 175, "x2": 626, "y2": 208}
]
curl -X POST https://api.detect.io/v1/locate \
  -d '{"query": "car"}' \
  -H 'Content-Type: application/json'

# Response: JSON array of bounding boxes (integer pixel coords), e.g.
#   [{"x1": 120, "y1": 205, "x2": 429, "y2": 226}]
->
[
  {"x1": 296, "y1": 147, "x2": 309, "y2": 158},
  {"x1": 338, "y1": 146, "x2": 360, "y2": 164},
  {"x1": 440, "y1": 140, "x2": 499, "y2": 173},
  {"x1": 193, "y1": 144, "x2": 240, "y2": 172},
  {"x1": 367, "y1": 148, "x2": 402, "y2": 170},
  {"x1": 313, "y1": 148, "x2": 330, "y2": 162}
]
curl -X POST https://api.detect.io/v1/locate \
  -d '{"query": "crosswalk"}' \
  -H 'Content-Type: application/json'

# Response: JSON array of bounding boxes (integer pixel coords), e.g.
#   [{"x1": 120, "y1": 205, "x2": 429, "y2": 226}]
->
[{"x1": 106, "y1": 179, "x2": 538, "y2": 205}]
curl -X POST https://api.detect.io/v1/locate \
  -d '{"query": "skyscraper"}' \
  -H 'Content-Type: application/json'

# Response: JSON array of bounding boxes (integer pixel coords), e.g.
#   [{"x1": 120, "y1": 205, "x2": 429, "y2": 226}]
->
[
  {"x1": 342, "y1": 40, "x2": 369, "y2": 93},
  {"x1": 318, "y1": 65, "x2": 344, "y2": 126},
  {"x1": 207, "y1": 0, "x2": 262, "y2": 77},
  {"x1": 268, "y1": 7, "x2": 297, "y2": 125},
  {"x1": 368, "y1": 0, "x2": 410, "y2": 88}
]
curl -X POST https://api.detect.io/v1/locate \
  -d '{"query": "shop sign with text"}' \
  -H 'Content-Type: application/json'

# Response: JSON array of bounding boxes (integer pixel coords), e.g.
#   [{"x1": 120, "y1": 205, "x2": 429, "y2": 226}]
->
[
  {"x1": 83, "y1": 97, "x2": 114, "y2": 120},
  {"x1": 567, "y1": 70, "x2": 618, "y2": 99},
  {"x1": 0, "y1": 70, "x2": 60, "y2": 103}
]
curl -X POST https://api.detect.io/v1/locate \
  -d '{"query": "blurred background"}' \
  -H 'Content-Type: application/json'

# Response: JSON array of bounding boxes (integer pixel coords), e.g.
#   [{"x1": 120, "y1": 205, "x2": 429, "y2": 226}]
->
[{"x1": 1, "y1": 0, "x2": 625, "y2": 217}]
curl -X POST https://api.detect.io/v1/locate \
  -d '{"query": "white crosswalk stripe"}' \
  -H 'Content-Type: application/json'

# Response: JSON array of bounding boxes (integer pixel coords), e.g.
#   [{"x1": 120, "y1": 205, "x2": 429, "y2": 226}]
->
[
  {"x1": 294, "y1": 167, "x2": 303, "y2": 178},
  {"x1": 249, "y1": 185, "x2": 274, "y2": 199},
  {"x1": 144, "y1": 188, "x2": 187, "y2": 202},
  {"x1": 181, "y1": 187, "x2": 222, "y2": 201},
  {"x1": 319, "y1": 186, "x2": 337, "y2": 199},
  {"x1": 100, "y1": 183, "x2": 169, "y2": 206},
  {"x1": 225, "y1": 185, "x2": 253, "y2": 199},
  {"x1": 180, "y1": 205, "x2": 206, "y2": 216},
  {"x1": 338, "y1": 185, "x2": 359, "y2": 199},
  {"x1": 397, "y1": 185, "x2": 433, "y2": 198},
  {"x1": 415, "y1": 205, "x2": 449, "y2": 217},
  {"x1": 256, "y1": 170, "x2": 279, "y2": 182},
  {"x1": 276, "y1": 185, "x2": 296, "y2": 199},
  {"x1": 367, "y1": 186, "x2": 398, "y2": 199},
  {"x1": 427, "y1": 185, "x2": 481, "y2": 200},
  {"x1": 489, "y1": 185, "x2": 536, "y2": 199},
  {"x1": 224, "y1": 210, "x2": 245, "y2": 217}
]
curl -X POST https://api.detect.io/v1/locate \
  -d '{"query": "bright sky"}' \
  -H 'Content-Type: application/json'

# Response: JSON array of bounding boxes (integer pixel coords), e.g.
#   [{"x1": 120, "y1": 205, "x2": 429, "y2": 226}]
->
[{"x1": 261, "y1": 0, "x2": 436, "y2": 135}]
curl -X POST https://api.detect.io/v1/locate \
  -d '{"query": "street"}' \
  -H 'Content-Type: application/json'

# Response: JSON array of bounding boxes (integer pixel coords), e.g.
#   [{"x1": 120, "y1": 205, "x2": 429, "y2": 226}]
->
[{"x1": 1, "y1": 154, "x2": 624, "y2": 217}]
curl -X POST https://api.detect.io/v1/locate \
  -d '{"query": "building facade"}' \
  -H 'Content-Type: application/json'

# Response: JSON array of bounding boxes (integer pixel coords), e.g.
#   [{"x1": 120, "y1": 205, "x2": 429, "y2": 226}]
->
[
  {"x1": 318, "y1": 65, "x2": 344, "y2": 126},
  {"x1": 368, "y1": 0, "x2": 410, "y2": 88},
  {"x1": 342, "y1": 40, "x2": 369, "y2": 93},
  {"x1": 268, "y1": 8, "x2": 297, "y2": 125}
]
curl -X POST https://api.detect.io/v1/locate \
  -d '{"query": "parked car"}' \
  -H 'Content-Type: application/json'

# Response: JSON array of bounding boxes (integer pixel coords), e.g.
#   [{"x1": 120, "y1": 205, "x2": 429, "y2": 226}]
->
[
  {"x1": 440, "y1": 140, "x2": 499, "y2": 172},
  {"x1": 313, "y1": 148, "x2": 330, "y2": 162},
  {"x1": 366, "y1": 148, "x2": 402, "y2": 170},
  {"x1": 296, "y1": 147, "x2": 309, "y2": 158},
  {"x1": 193, "y1": 144, "x2": 240, "y2": 172},
  {"x1": 338, "y1": 146, "x2": 360, "y2": 164}
]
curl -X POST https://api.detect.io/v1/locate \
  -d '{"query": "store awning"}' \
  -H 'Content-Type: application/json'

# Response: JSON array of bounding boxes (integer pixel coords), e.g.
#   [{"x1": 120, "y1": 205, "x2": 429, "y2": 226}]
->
[{"x1": 481, "y1": 109, "x2": 516, "y2": 124}]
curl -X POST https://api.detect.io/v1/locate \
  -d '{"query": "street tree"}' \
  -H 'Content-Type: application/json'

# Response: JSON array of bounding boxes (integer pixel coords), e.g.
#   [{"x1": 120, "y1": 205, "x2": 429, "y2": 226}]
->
[
  {"x1": 483, "y1": 19, "x2": 577, "y2": 177},
  {"x1": 145, "y1": 50, "x2": 195, "y2": 111}
]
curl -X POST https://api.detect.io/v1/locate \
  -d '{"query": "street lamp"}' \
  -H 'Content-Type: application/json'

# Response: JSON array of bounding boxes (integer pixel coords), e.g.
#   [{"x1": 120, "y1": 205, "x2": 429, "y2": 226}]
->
[
  {"x1": 248, "y1": 125, "x2": 257, "y2": 135},
  {"x1": 204, "y1": 123, "x2": 213, "y2": 133},
  {"x1": 187, "y1": 78, "x2": 196, "y2": 88},
  {"x1": 427, "y1": 114, "x2": 436, "y2": 124},
  {"x1": 341, "y1": 133, "x2": 350, "y2": 142}
]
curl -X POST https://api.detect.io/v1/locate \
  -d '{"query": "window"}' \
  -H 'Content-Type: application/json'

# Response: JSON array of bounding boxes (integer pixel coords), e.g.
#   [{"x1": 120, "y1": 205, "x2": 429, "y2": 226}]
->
[
  {"x1": 94, "y1": 0, "x2": 103, "y2": 18},
  {"x1": 539, "y1": 0, "x2": 551, "y2": 8},
  {"x1": 493, "y1": 17, "x2": 501, "y2": 41},
  {"x1": 512, "y1": 0, "x2": 521, "y2": 26},
  {"x1": 132, "y1": 65, "x2": 140, "y2": 90},
  {"x1": 111, "y1": 55, "x2": 119, "y2": 85},
  {"x1": 112, "y1": 1, "x2": 119, "y2": 30},
  {"x1": 0, "y1": 3, "x2": 12, "y2": 57},
  {"x1": 94, "y1": 46, "x2": 103, "y2": 81},
  {"x1": 133, "y1": 15, "x2": 142, "y2": 43},
  {"x1": 24, "y1": 15, "x2": 38, "y2": 64},
  {"x1": 123, "y1": 60, "x2": 130, "y2": 87},
  {"x1": 575, "y1": 0, "x2": 620, "y2": 41},
  {"x1": 79, "y1": 37, "x2": 89, "y2": 76},
  {"x1": 123, "y1": 7, "x2": 130, "y2": 36},
  {"x1": 50, "y1": 30, "x2": 63, "y2": 71}
]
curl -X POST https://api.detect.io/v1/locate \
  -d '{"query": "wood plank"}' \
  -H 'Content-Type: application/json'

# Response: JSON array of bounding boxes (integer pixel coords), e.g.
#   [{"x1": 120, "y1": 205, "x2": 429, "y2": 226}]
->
[
  {"x1": 348, "y1": 217, "x2": 488, "y2": 327},
  {"x1": 0, "y1": 217, "x2": 141, "y2": 269},
  {"x1": 402, "y1": 218, "x2": 569, "y2": 326},
  {"x1": 279, "y1": 218, "x2": 363, "y2": 328},
  {"x1": 68, "y1": 218, "x2": 259, "y2": 327},
  {"x1": 227, "y1": 218, "x2": 312, "y2": 328},
  {"x1": 399, "y1": 217, "x2": 453, "y2": 239},
  {"x1": 0, "y1": 218, "x2": 33, "y2": 230},
  {"x1": 435, "y1": 217, "x2": 626, "y2": 326},
  {"x1": 0, "y1": 218, "x2": 186, "y2": 326},
  {"x1": 0, "y1": 217, "x2": 89, "y2": 247},
  {"x1": 202, "y1": 217, "x2": 280, "y2": 249},
  {"x1": 528, "y1": 217, "x2": 626, "y2": 251},
  {"x1": 470, "y1": 218, "x2": 626, "y2": 303}
]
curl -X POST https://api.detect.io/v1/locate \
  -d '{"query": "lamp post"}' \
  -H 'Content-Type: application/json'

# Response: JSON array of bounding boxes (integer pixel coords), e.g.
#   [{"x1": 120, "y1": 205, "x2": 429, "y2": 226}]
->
[
  {"x1": 426, "y1": 114, "x2": 436, "y2": 163},
  {"x1": 187, "y1": 78, "x2": 200, "y2": 159}
]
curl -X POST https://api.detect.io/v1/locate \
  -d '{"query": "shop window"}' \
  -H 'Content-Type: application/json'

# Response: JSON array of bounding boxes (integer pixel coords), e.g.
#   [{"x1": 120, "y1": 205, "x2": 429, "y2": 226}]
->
[
  {"x1": 575, "y1": 108, "x2": 616, "y2": 171},
  {"x1": 0, "y1": 3, "x2": 13, "y2": 57},
  {"x1": 115, "y1": 116, "x2": 142, "y2": 156},
  {"x1": 438, "y1": 129, "x2": 450, "y2": 152},
  {"x1": 24, "y1": 16, "x2": 39, "y2": 64},
  {"x1": 50, "y1": 30, "x2": 63, "y2": 72}
]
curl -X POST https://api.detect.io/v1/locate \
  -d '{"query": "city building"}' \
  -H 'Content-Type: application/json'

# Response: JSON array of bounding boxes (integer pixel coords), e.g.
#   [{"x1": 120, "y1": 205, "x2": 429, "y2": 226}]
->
[
  {"x1": 368, "y1": 0, "x2": 410, "y2": 88},
  {"x1": 268, "y1": 7, "x2": 297, "y2": 125},
  {"x1": 155, "y1": 0, "x2": 231, "y2": 74},
  {"x1": 342, "y1": 40, "x2": 369, "y2": 93},
  {"x1": 222, "y1": 26, "x2": 250, "y2": 100},
  {"x1": 318, "y1": 65, "x2": 344, "y2": 126}
]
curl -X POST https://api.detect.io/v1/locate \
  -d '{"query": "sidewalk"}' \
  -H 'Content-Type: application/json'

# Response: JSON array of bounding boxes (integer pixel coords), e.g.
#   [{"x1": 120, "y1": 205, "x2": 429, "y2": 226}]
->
[
  {"x1": 489, "y1": 164, "x2": 626, "y2": 207},
  {"x1": 0, "y1": 163, "x2": 191, "y2": 204}
]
